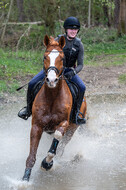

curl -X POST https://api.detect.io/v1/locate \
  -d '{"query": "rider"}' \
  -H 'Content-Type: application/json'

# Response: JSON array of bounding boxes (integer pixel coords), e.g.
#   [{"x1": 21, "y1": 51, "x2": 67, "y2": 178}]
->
[{"x1": 18, "y1": 16, "x2": 86, "y2": 124}]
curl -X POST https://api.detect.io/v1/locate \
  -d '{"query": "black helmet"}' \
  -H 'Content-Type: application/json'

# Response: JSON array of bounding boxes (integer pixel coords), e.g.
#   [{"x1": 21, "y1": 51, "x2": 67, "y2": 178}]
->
[{"x1": 63, "y1": 16, "x2": 80, "y2": 29}]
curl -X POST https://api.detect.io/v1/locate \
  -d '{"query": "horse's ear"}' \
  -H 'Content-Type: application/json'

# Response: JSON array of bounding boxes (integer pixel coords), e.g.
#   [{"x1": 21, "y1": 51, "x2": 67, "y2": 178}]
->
[
  {"x1": 44, "y1": 35, "x2": 50, "y2": 47},
  {"x1": 59, "y1": 36, "x2": 65, "y2": 49}
]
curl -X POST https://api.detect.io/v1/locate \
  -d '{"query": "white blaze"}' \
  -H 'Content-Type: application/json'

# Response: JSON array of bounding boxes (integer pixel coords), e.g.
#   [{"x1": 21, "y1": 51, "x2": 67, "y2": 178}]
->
[
  {"x1": 48, "y1": 49, "x2": 59, "y2": 67},
  {"x1": 47, "y1": 49, "x2": 59, "y2": 85}
]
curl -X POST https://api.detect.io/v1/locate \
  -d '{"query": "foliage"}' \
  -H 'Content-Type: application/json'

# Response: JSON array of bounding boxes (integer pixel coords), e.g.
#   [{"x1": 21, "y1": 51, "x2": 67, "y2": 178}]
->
[
  {"x1": 0, "y1": 0, "x2": 9, "y2": 9},
  {"x1": 5, "y1": 0, "x2": 115, "y2": 27},
  {"x1": 0, "y1": 48, "x2": 43, "y2": 93},
  {"x1": 79, "y1": 27, "x2": 126, "y2": 65},
  {"x1": 0, "y1": 27, "x2": 126, "y2": 94}
]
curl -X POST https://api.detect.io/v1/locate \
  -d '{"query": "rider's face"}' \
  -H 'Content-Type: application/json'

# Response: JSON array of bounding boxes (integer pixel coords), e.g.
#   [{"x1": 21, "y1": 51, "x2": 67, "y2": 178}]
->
[{"x1": 66, "y1": 29, "x2": 78, "y2": 39}]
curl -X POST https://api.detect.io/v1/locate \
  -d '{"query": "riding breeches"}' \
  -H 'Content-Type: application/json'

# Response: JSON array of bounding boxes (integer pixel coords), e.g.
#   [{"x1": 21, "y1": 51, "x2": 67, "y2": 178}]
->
[
  {"x1": 28, "y1": 69, "x2": 45, "y2": 91},
  {"x1": 28, "y1": 69, "x2": 86, "y2": 95}
]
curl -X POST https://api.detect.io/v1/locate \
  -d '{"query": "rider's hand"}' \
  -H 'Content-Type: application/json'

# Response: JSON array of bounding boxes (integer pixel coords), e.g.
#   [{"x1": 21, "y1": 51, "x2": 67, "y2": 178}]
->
[{"x1": 64, "y1": 68, "x2": 76, "y2": 79}]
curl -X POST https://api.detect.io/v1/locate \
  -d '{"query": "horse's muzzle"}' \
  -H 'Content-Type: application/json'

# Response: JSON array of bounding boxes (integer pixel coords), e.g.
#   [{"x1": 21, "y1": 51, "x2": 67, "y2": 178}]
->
[
  {"x1": 45, "y1": 67, "x2": 60, "y2": 88},
  {"x1": 45, "y1": 76, "x2": 59, "y2": 88}
]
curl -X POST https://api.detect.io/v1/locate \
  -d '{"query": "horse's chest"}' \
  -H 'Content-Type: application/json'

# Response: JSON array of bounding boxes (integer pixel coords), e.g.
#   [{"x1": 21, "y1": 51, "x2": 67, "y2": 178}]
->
[
  {"x1": 33, "y1": 85, "x2": 71, "y2": 129},
  {"x1": 43, "y1": 110, "x2": 64, "y2": 124}
]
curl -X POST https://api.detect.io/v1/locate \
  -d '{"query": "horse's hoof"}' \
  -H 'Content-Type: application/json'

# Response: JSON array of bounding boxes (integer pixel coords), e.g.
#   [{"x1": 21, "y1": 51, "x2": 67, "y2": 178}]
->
[
  {"x1": 41, "y1": 157, "x2": 53, "y2": 171},
  {"x1": 22, "y1": 168, "x2": 32, "y2": 181}
]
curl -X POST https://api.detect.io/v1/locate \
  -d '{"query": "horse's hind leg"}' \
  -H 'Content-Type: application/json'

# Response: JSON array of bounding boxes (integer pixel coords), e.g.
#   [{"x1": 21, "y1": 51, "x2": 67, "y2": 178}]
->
[
  {"x1": 41, "y1": 120, "x2": 70, "y2": 171},
  {"x1": 57, "y1": 123, "x2": 77, "y2": 157},
  {"x1": 23, "y1": 125, "x2": 43, "y2": 181},
  {"x1": 79, "y1": 97, "x2": 87, "y2": 119}
]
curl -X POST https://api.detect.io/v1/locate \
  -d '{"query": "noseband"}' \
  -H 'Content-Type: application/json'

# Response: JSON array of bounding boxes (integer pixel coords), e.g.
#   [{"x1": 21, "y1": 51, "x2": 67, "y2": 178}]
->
[{"x1": 45, "y1": 66, "x2": 60, "y2": 75}]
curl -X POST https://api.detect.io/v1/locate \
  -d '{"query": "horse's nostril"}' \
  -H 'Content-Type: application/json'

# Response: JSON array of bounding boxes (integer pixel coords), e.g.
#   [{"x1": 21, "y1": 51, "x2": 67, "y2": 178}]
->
[
  {"x1": 46, "y1": 78, "x2": 49, "y2": 83},
  {"x1": 54, "y1": 78, "x2": 58, "y2": 83}
]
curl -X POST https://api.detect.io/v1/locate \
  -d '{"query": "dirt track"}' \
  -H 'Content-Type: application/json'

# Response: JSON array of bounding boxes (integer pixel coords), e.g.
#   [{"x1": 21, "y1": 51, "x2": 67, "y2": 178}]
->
[
  {"x1": 0, "y1": 64, "x2": 126, "y2": 105},
  {"x1": 81, "y1": 64, "x2": 126, "y2": 96}
]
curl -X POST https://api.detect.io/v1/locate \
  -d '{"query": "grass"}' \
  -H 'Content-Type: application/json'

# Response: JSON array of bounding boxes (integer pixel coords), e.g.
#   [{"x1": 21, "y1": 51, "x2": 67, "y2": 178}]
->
[
  {"x1": 0, "y1": 49, "x2": 43, "y2": 93},
  {"x1": 0, "y1": 26, "x2": 126, "y2": 94},
  {"x1": 119, "y1": 74, "x2": 126, "y2": 83},
  {"x1": 80, "y1": 27, "x2": 126, "y2": 66}
]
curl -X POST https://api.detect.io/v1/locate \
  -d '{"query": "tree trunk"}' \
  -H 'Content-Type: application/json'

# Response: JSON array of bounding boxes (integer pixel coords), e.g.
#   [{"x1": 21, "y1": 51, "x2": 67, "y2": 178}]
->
[
  {"x1": 88, "y1": 0, "x2": 91, "y2": 28},
  {"x1": 102, "y1": 1, "x2": 111, "y2": 27},
  {"x1": 44, "y1": 0, "x2": 58, "y2": 35},
  {"x1": 114, "y1": 0, "x2": 120, "y2": 28},
  {"x1": 16, "y1": 0, "x2": 25, "y2": 22},
  {"x1": 118, "y1": 0, "x2": 126, "y2": 35}
]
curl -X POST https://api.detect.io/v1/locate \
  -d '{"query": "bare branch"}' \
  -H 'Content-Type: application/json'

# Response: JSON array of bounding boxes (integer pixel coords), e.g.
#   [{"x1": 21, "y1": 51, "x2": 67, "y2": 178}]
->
[
  {"x1": 2, "y1": 21, "x2": 44, "y2": 26},
  {"x1": 1, "y1": 0, "x2": 14, "y2": 42},
  {"x1": 16, "y1": 25, "x2": 32, "y2": 57}
]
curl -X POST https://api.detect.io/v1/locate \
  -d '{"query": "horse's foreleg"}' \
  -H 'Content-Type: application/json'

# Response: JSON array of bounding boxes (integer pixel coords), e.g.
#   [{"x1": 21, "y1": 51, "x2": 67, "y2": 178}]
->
[
  {"x1": 57, "y1": 123, "x2": 77, "y2": 157},
  {"x1": 23, "y1": 125, "x2": 43, "y2": 181},
  {"x1": 41, "y1": 120, "x2": 69, "y2": 171}
]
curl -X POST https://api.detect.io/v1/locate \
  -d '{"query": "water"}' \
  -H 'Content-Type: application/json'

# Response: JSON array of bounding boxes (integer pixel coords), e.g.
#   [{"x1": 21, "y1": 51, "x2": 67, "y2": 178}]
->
[{"x1": 0, "y1": 94, "x2": 126, "y2": 190}]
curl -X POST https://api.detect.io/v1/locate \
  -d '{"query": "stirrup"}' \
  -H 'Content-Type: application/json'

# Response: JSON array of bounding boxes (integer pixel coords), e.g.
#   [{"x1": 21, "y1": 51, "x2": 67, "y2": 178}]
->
[
  {"x1": 76, "y1": 111, "x2": 86, "y2": 125},
  {"x1": 77, "y1": 116, "x2": 86, "y2": 124},
  {"x1": 18, "y1": 107, "x2": 31, "y2": 120}
]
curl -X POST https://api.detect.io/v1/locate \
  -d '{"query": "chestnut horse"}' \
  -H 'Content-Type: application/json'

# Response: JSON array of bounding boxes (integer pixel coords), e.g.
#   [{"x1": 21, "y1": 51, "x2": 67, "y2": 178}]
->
[{"x1": 22, "y1": 35, "x2": 87, "y2": 181}]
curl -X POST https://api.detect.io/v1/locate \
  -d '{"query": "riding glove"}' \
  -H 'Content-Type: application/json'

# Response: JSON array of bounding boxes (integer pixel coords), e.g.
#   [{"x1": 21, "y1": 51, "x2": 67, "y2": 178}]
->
[{"x1": 64, "y1": 68, "x2": 76, "y2": 79}]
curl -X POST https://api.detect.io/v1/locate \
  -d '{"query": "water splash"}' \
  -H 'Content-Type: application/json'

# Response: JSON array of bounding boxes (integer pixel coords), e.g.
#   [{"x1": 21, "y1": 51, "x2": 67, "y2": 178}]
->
[
  {"x1": 0, "y1": 99, "x2": 126, "y2": 190},
  {"x1": 4, "y1": 176, "x2": 33, "y2": 190}
]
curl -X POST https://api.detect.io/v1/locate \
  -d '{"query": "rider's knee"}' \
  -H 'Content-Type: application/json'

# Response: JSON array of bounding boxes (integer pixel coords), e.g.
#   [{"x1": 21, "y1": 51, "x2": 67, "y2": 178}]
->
[
  {"x1": 28, "y1": 80, "x2": 35, "y2": 90},
  {"x1": 80, "y1": 83, "x2": 86, "y2": 93}
]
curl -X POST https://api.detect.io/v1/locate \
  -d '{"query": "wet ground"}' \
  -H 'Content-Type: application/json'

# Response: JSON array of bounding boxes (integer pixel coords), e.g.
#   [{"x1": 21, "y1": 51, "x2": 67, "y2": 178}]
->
[{"x1": 0, "y1": 93, "x2": 126, "y2": 190}]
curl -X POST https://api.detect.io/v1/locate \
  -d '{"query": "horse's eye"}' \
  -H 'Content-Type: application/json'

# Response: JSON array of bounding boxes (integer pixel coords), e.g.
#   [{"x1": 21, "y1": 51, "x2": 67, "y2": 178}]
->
[{"x1": 44, "y1": 56, "x2": 46, "y2": 60}]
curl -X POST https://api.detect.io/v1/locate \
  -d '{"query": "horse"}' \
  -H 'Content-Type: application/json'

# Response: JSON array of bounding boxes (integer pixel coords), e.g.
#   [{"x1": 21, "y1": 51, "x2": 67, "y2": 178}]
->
[{"x1": 22, "y1": 35, "x2": 87, "y2": 181}]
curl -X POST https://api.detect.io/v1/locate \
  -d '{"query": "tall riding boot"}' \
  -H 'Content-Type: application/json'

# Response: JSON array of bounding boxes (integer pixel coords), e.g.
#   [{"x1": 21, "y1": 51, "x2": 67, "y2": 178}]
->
[
  {"x1": 75, "y1": 91, "x2": 86, "y2": 124},
  {"x1": 18, "y1": 88, "x2": 33, "y2": 120}
]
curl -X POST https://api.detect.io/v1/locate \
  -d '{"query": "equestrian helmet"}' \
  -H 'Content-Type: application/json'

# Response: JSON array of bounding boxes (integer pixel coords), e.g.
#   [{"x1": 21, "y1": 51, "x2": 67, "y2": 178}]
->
[{"x1": 63, "y1": 16, "x2": 80, "y2": 29}]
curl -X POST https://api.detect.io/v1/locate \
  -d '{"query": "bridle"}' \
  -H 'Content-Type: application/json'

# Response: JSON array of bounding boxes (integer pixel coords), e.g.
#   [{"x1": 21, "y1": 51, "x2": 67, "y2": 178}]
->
[
  {"x1": 44, "y1": 49, "x2": 65, "y2": 79},
  {"x1": 44, "y1": 66, "x2": 63, "y2": 75}
]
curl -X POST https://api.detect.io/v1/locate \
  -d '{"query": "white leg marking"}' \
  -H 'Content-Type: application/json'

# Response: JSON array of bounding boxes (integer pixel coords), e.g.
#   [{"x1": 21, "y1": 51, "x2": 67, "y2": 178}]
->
[
  {"x1": 54, "y1": 130, "x2": 62, "y2": 141},
  {"x1": 46, "y1": 152, "x2": 54, "y2": 163}
]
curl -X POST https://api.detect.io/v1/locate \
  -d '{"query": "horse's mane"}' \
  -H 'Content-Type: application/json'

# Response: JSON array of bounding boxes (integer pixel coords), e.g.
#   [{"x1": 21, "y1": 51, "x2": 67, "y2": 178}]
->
[{"x1": 49, "y1": 36, "x2": 59, "y2": 46}]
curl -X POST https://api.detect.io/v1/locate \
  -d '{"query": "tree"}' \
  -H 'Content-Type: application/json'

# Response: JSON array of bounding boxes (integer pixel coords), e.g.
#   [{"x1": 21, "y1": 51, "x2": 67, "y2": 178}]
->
[
  {"x1": 16, "y1": 0, "x2": 25, "y2": 22},
  {"x1": 88, "y1": 0, "x2": 91, "y2": 28},
  {"x1": 118, "y1": 0, "x2": 126, "y2": 35},
  {"x1": 114, "y1": 0, "x2": 120, "y2": 28},
  {"x1": 102, "y1": 0, "x2": 111, "y2": 27}
]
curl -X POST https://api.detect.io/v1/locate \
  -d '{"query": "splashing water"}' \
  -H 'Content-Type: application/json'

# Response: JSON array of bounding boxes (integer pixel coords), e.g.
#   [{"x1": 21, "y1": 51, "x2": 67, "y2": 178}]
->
[{"x1": 0, "y1": 95, "x2": 126, "y2": 190}]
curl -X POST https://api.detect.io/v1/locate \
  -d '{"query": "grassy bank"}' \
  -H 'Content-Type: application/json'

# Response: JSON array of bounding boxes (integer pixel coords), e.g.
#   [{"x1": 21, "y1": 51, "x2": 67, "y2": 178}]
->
[
  {"x1": 0, "y1": 49, "x2": 43, "y2": 94},
  {"x1": 0, "y1": 27, "x2": 126, "y2": 94}
]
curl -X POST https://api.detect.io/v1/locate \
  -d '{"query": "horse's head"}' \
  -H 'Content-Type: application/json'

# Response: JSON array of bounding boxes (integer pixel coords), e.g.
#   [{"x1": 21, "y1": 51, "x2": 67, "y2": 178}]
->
[{"x1": 43, "y1": 35, "x2": 65, "y2": 88}]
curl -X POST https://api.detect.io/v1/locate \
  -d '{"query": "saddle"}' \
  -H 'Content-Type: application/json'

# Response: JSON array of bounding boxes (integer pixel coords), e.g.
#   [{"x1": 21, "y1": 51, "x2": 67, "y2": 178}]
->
[
  {"x1": 65, "y1": 79, "x2": 80, "y2": 122},
  {"x1": 32, "y1": 79, "x2": 80, "y2": 123}
]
